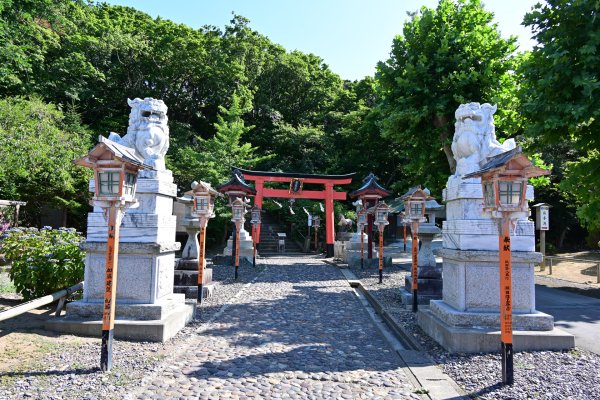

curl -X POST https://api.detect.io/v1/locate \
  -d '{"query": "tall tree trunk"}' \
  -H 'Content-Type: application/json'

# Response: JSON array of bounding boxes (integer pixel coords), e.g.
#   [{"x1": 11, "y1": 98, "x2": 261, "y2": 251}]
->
[{"x1": 433, "y1": 114, "x2": 456, "y2": 174}]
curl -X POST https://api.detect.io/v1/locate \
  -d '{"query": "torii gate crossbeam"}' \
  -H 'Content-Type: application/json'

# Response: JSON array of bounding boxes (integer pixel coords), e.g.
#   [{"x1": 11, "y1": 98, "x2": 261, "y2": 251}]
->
[{"x1": 236, "y1": 168, "x2": 355, "y2": 257}]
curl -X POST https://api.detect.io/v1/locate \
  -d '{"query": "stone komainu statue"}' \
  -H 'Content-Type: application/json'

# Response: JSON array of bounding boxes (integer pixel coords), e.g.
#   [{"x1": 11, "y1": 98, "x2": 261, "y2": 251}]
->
[
  {"x1": 109, "y1": 98, "x2": 170, "y2": 176},
  {"x1": 451, "y1": 102, "x2": 516, "y2": 176}
]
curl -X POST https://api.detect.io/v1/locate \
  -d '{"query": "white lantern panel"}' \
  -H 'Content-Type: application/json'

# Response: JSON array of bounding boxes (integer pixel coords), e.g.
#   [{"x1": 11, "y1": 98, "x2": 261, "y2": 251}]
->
[
  {"x1": 123, "y1": 172, "x2": 137, "y2": 196},
  {"x1": 483, "y1": 182, "x2": 495, "y2": 207},
  {"x1": 498, "y1": 180, "x2": 522, "y2": 206},
  {"x1": 98, "y1": 171, "x2": 121, "y2": 195}
]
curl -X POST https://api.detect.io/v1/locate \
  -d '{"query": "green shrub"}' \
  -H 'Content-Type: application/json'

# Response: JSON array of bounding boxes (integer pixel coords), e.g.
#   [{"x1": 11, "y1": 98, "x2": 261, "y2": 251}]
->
[{"x1": 1, "y1": 227, "x2": 85, "y2": 300}]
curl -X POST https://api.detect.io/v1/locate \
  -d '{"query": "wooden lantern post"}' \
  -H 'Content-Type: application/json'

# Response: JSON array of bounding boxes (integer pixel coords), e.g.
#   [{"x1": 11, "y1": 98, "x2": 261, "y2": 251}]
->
[
  {"x1": 190, "y1": 181, "x2": 220, "y2": 304},
  {"x1": 73, "y1": 136, "x2": 151, "y2": 372},
  {"x1": 374, "y1": 202, "x2": 390, "y2": 284},
  {"x1": 401, "y1": 187, "x2": 432, "y2": 313},
  {"x1": 250, "y1": 206, "x2": 262, "y2": 268},
  {"x1": 464, "y1": 146, "x2": 550, "y2": 386}
]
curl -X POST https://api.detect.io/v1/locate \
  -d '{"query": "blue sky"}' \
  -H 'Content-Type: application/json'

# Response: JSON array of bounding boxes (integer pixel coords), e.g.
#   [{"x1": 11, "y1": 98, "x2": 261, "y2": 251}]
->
[{"x1": 103, "y1": 0, "x2": 542, "y2": 81}]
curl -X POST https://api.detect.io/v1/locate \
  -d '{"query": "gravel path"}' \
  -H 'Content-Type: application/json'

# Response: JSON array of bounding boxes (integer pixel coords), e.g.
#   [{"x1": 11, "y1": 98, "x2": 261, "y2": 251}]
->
[{"x1": 348, "y1": 259, "x2": 600, "y2": 399}]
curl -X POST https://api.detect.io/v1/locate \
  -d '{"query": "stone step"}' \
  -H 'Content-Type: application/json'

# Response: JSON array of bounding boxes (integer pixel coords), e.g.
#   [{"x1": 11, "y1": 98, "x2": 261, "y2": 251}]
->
[
  {"x1": 174, "y1": 268, "x2": 213, "y2": 286},
  {"x1": 174, "y1": 284, "x2": 216, "y2": 300}
]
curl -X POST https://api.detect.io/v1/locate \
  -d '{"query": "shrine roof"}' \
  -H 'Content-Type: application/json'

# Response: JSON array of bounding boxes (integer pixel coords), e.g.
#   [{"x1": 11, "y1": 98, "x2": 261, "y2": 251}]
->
[
  {"x1": 217, "y1": 170, "x2": 256, "y2": 195},
  {"x1": 349, "y1": 173, "x2": 392, "y2": 199}
]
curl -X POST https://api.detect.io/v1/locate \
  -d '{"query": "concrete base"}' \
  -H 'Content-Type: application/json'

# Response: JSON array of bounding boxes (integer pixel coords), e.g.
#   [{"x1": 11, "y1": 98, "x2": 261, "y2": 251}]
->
[
  {"x1": 418, "y1": 307, "x2": 575, "y2": 353},
  {"x1": 46, "y1": 298, "x2": 195, "y2": 342}
]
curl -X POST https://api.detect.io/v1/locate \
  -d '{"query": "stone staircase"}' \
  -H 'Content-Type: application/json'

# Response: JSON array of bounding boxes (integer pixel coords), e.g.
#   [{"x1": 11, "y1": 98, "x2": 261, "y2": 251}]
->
[
  {"x1": 173, "y1": 258, "x2": 216, "y2": 300},
  {"x1": 258, "y1": 212, "x2": 304, "y2": 255}
]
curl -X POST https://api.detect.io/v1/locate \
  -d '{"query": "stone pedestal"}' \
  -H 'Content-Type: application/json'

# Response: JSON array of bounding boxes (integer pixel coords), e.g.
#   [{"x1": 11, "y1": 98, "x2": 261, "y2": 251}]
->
[
  {"x1": 48, "y1": 173, "x2": 194, "y2": 342},
  {"x1": 173, "y1": 258, "x2": 216, "y2": 299},
  {"x1": 221, "y1": 224, "x2": 255, "y2": 265},
  {"x1": 344, "y1": 232, "x2": 387, "y2": 268},
  {"x1": 418, "y1": 176, "x2": 573, "y2": 352},
  {"x1": 401, "y1": 224, "x2": 443, "y2": 305}
]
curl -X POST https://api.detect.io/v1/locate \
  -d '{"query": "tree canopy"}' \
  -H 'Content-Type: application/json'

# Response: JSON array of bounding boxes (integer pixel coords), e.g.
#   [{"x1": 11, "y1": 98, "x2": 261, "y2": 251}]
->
[{"x1": 0, "y1": 0, "x2": 597, "y2": 248}]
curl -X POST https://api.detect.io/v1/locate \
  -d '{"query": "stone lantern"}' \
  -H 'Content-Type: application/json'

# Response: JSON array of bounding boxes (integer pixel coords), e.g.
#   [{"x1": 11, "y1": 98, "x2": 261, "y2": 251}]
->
[
  {"x1": 357, "y1": 207, "x2": 368, "y2": 268},
  {"x1": 230, "y1": 198, "x2": 247, "y2": 279},
  {"x1": 73, "y1": 136, "x2": 151, "y2": 372}
]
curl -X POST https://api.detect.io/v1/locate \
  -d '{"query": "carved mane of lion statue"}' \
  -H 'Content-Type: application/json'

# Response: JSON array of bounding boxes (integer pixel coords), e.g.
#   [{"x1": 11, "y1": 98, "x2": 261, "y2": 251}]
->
[
  {"x1": 109, "y1": 98, "x2": 170, "y2": 175},
  {"x1": 451, "y1": 102, "x2": 515, "y2": 176}
]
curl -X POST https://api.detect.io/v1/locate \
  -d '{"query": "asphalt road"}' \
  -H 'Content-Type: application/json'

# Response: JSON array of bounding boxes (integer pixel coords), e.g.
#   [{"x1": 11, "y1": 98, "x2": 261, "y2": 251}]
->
[{"x1": 536, "y1": 284, "x2": 600, "y2": 354}]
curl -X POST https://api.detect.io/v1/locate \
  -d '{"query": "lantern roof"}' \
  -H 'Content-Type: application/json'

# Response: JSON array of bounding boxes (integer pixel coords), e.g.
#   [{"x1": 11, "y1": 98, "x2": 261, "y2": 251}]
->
[
  {"x1": 349, "y1": 173, "x2": 392, "y2": 199},
  {"x1": 73, "y1": 135, "x2": 152, "y2": 170},
  {"x1": 400, "y1": 186, "x2": 433, "y2": 202},
  {"x1": 463, "y1": 146, "x2": 550, "y2": 179},
  {"x1": 217, "y1": 169, "x2": 256, "y2": 196},
  {"x1": 532, "y1": 203, "x2": 553, "y2": 208},
  {"x1": 191, "y1": 180, "x2": 220, "y2": 197}
]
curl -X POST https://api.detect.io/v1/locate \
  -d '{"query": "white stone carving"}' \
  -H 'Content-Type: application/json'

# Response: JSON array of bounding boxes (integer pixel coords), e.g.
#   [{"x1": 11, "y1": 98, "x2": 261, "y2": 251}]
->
[
  {"x1": 109, "y1": 98, "x2": 169, "y2": 175},
  {"x1": 451, "y1": 102, "x2": 516, "y2": 176}
]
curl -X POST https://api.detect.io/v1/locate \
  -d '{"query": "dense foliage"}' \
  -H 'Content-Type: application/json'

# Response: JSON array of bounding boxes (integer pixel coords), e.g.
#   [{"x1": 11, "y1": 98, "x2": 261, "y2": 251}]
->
[
  {"x1": 0, "y1": 0, "x2": 597, "y2": 249},
  {"x1": 520, "y1": 0, "x2": 600, "y2": 233},
  {"x1": 376, "y1": 0, "x2": 519, "y2": 193},
  {"x1": 2, "y1": 227, "x2": 85, "y2": 300}
]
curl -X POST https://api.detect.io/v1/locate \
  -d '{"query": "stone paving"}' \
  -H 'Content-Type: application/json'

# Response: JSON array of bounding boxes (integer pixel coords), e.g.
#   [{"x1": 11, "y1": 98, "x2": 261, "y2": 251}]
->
[{"x1": 128, "y1": 257, "x2": 420, "y2": 399}]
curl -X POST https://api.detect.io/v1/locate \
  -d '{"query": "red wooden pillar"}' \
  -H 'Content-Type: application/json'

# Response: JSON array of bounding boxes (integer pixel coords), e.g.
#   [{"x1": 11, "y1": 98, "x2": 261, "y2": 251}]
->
[
  {"x1": 325, "y1": 183, "x2": 335, "y2": 257},
  {"x1": 254, "y1": 179, "x2": 264, "y2": 245}
]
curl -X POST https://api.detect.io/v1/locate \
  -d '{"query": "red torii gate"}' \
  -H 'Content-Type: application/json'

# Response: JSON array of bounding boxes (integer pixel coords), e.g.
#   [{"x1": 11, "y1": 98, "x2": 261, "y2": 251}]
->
[{"x1": 236, "y1": 168, "x2": 355, "y2": 257}]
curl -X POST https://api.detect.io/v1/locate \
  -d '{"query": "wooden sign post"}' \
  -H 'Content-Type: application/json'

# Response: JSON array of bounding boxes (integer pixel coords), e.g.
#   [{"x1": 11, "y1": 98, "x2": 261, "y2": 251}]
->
[
  {"x1": 411, "y1": 221, "x2": 419, "y2": 313},
  {"x1": 403, "y1": 222, "x2": 407, "y2": 252},
  {"x1": 499, "y1": 217, "x2": 514, "y2": 384},
  {"x1": 101, "y1": 206, "x2": 122, "y2": 372},
  {"x1": 197, "y1": 223, "x2": 207, "y2": 303},
  {"x1": 235, "y1": 221, "x2": 240, "y2": 280},
  {"x1": 378, "y1": 229, "x2": 384, "y2": 283}
]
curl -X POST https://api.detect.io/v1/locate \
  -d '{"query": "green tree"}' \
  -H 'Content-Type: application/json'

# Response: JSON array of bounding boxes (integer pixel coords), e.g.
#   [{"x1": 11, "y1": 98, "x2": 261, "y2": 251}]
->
[
  {"x1": 520, "y1": 0, "x2": 600, "y2": 232},
  {"x1": 0, "y1": 96, "x2": 92, "y2": 226},
  {"x1": 376, "y1": 0, "x2": 519, "y2": 192},
  {"x1": 168, "y1": 93, "x2": 268, "y2": 188}
]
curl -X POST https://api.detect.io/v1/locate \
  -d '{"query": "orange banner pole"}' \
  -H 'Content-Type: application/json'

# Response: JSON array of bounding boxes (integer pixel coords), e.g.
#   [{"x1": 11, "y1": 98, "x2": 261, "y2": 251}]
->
[
  {"x1": 252, "y1": 224, "x2": 257, "y2": 268},
  {"x1": 378, "y1": 227, "x2": 384, "y2": 283},
  {"x1": 499, "y1": 216, "x2": 514, "y2": 384},
  {"x1": 403, "y1": 223, "x2": 407, "y2": 252},
  {"x1": 411, "y1": 221, "x2": 419, "y2": 312},
  {"x1": 101, "y1": 206, "x2": 121, "y2": 372},
  {"x1": 197, "y1": 223, "x2": 206, "y2": 303},
  {"x1": 235, "y1": 222, "x2": 240, "y2": 280},
  {"x1": 314, "y1": 227, "x2": 318, "y2": 252}
]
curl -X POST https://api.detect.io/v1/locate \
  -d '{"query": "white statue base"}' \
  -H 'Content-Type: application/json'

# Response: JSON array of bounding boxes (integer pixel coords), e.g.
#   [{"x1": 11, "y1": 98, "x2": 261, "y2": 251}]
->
[
  {"x1": 48, "y1": 175, "x2": 193, "y2": 342},
  {"x1": 418, "y1": 175, "x2": 573, "y2": 352},
  {"x1": 214, "y1": 225, "x2": 255, "y2": 267}
]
